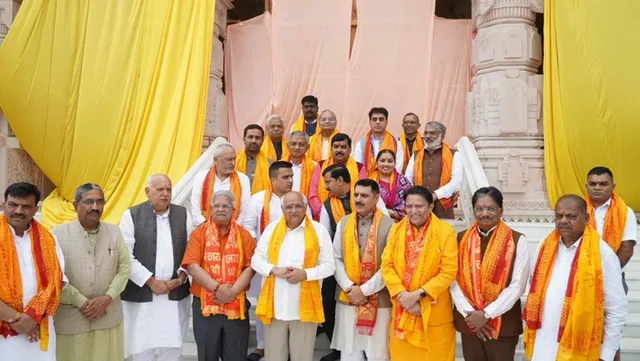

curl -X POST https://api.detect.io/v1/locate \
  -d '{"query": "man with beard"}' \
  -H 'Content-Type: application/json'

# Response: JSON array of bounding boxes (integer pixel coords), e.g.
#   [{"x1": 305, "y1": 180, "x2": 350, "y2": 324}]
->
[
  {"x1": 261, "y1": 115, "x2": 288, "y2": 161},
  {"x1": 309, "y1": 110, "x2": 339, "y2": 162},
  {"x1": 236, "y1": 124, "x2": 274, "y2": 195},
  {"x1": 353, "y1": 107, "x2": 403, "y2": 175},
  {"x1": 290, "y1": 95, "x2": 320, "y2": 138},
  {"x1": 405, "y1": 121, "x2": 462, "y2": 221},
  {"x1": 397, "y1": 113, "x2": 423, "y2": 173}
]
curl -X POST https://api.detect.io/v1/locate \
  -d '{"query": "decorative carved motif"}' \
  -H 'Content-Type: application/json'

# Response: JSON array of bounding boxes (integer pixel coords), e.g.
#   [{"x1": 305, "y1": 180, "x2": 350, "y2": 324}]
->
[
  {"x1": 530, "y1": 0, "x2": 544, "y2": 13},
  {"x1": 498, "y1": 151, "x2": 529, "y2": 193},
  {"x1": 0, "y1": 6, "x2": 9, "y2": 38},
  {"x1": 477, "y1": 0, "x2": 496, "y2": 16},
  {"x1": 6, "y1": 148, "x2": 42, "y2": 187}
]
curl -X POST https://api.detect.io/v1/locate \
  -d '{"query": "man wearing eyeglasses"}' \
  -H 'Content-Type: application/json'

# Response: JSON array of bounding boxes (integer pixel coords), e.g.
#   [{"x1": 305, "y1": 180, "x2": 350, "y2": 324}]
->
[
  {"x1": 252, "y1": 191, "x2": 335, "y2": 361},
  {"x1": 449, "y1": 187, "x2": 530, "y2": 361},
  {"x1": 52, "y1": 183, "x2": 131, "y2": 361}
]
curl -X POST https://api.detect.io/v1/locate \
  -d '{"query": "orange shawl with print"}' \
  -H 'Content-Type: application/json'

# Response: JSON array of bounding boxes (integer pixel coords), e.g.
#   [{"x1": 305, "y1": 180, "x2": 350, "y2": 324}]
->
[
  {"x1": 0, "y1": 214, "x2": 62, "y2": 351},
  {"x1": 262, "y1": 135, "x2": 289, "y2": 161},
  {"x1": 291, "y1": 114, "x2": 320, "y2": 135},
  {"x1": 414, "y1": 143, "x2": 454, "y2": 209},
  {"x1": 363, "y1": 131, "x2": 398, "y2": 175},
  {"x1": 236, "y1": 149, "x2": 271, "y2": 194},
  {"x1": 339, "y1": 210, "x2": 382, "y2": 335},
  {"x1": 317, "y1": 156, "x2": 360, "y2": 204},
  {"x1": 288, "y1": 154, "x2": 315, "y2": 197},
  {"x1": 201, "y1": 166, "x2": 242, "y2": 220},
  {"x1": 523, "y1": 225, "x2": 604, "y2": 361},
  {"x1": 457, "y1": 221, "x2": 515, "y2": 338},
  {"x1": 256, "y1": 216, "x2": 324, "y2": 324},
  {"x1": 309, "y1": 129, "x2": 338, "y2": 162},
  {"x1": 200, "y1": 220, "x2": 246, "y2": 319},
  {"x1": 399, "y1": 133, "x2": 423, "y2": 173},
  {"x1": 586, "y1": 192, "x2": 627, "y2": 252}
]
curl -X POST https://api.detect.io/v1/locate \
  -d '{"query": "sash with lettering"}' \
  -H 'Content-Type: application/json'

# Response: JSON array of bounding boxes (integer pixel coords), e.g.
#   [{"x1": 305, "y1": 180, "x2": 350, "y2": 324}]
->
[
  {"x1": 317, "y1": 156, "x2": 360, "y2": 204},
  {"x1": 309, "y1": 129, "x2": 338, "y2": 162},
  {"x1": 363, "y1": 131, "x2": 398, "y2": 175},
  {"x1": 236, "y1": 148, "x2": 271, "y2": 194},
  {"x1": 586, "y1": 192, "x2": 627, "y2": 252},
  {"x1": 262, "y1": 135, "x2": 290, "y2": 161},
  {"x1": 523, "y1": 225, "x2": 604, "y2": 361},
  {"x1": 200, "y1": 219, "x2": 246, "y2": 319},
  {"x1": 457, "y1": 220, "x2": 515, "y2": 338},
  {"x1": 0, "y1": 214, "x2": 62, "y2": 351},
  {"x1": 339, "y1": 210, "x2": 382, "y2": 335},
  {"x1": 413, "y1": 143, "x2": 455, "y2": 209},
  {"x1": 201, "y1": 165, "x2": 242, "y2": 220},
  {"x1": 256, "y1": 216, "x2": 324, "y2": 324},
  {"x1": 399, "y1": 133, "x2": 423, "y2": 173}
]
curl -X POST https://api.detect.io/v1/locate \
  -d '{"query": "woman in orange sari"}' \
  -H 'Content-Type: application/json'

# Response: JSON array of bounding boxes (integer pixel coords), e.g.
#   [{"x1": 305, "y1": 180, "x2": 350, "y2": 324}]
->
[{"x1": 369, "y1": 150, "x2": 413, "y2": 222}]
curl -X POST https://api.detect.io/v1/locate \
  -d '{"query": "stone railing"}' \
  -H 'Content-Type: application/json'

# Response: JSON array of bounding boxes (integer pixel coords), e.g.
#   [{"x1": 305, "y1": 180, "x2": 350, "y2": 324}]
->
[{"x1": 454, "y1": 136, "x2": 490, "y2": 227}]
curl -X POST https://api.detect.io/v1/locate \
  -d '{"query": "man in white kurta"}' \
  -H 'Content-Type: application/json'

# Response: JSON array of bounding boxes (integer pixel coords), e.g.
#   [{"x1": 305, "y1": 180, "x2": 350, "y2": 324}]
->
[
  {"x1": 190, "y1": 143, "x2": 251, "y2": 227},
  {"x1": 286, "y1": 131, "x2": 316, "y2": 196},
  {"x1": 0, "y1": 182, "x2": 67, "y2": 361},
  {"x1": 119, "y1": 174, "x2": 194, "y2": 361},
  {"x1": 331, "y1": 180, "x2": 394, "y2": 361}
]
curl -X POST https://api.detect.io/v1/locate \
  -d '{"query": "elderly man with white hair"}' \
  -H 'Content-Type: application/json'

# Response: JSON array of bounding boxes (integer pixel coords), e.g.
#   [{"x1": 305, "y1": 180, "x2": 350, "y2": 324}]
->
[
  {"x1": 190, "y1": 143, "x2": 252, "y2": 227},
  {"x1": 405, "y1": 120, "x2": 462, "y2": 221},
  {"x1": 262, "y1": 115, "x2": 288, "y2": 161},
  {"x1": 308, "y1": 110, "x2": 339, "y2": 162},
  {"x1": 119, "y1": 174, "x2": 194, "y2": 361}
]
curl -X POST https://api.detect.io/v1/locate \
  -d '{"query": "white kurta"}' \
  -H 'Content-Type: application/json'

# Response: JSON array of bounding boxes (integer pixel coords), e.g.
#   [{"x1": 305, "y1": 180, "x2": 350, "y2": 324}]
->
[
  {"x1": 119, "y1": 208, "x2": 194, "y2": 360},
  {"x1": 189, "y1": 168, "x2": 252, "y2": 227},
  {"x1": 0, "y1": 226, "x2": 66, "y2": 361},
  {"x1": 291, "y1": 159, "x2": 317, "y2": 193},
  {"x1": 352, "y1": 135, "x2": 404, "y2": 173},
  {"x1": 530, "y1": 236, "x2": 627, "y2": 361},
  {"x1": 251, "y1": 219, "x2": 335, "y2": 321}
]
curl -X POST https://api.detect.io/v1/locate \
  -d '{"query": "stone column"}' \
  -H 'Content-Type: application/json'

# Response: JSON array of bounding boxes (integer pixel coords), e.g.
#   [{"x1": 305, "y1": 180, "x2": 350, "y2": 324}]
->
[
  {"x1": 203, "y1": 0, "x2": 234, "y2": 151},
  {"x1": 0, "y1": 0, "x2": 55, "y2": 198},
  {"x1": 466, "y1": 0, "x2": 551, "y2": 222}
]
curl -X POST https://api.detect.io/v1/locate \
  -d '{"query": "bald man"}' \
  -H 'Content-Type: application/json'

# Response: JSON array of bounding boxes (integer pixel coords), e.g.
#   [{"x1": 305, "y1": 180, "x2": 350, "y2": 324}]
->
[{"x1": 119, "y1": 174, "x2": 194, "y2": 361}]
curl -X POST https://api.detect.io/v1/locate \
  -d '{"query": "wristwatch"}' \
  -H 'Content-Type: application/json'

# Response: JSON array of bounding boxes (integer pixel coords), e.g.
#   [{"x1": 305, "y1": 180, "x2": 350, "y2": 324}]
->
[
  {"x1": 419, "y1": 289, "x2": 427, "y2": 298},
  {"x1": 483, "y1": 311, "x2": 491, "y2": 319}
]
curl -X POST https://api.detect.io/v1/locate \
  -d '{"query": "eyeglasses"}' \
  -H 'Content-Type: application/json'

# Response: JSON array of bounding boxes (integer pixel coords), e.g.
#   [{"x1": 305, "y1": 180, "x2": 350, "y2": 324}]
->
[
  {"x1": 283, "y1": 204, "x2": 304, "y2": 211},
  {"x1": 473, "y1": 206, "x2": 500, "y2": 213},
  {"x1": 212, "y1": 203, "x2": 233, "y2": 210},
  {"x1": 80, "y1": 199, "x2": 105, "y2": 206}
]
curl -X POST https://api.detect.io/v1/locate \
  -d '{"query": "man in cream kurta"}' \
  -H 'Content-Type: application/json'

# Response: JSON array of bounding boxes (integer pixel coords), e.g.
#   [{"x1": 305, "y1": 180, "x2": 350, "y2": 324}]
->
[
  {"x1": 332, "y1": 179, "x2": 394, "y2": 361},
  {"x1": 251, "y1": 192, "x2": 335, "y2": 361},
  {"x1": 52, "y1": 183, "x2": 131, "y2": 361},
  {"x1": 119, "y1": 174, "x2": 194, "y2": 361}
]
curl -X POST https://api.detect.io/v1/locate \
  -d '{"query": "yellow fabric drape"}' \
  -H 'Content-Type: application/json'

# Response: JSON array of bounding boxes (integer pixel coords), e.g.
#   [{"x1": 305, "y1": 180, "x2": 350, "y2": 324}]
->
[
  {"x1": 543, "y1": 0, "x2": 640, "y2": 209},
  {"x1": 0, "y1": 0, "x2": 215, "y2": 226}
]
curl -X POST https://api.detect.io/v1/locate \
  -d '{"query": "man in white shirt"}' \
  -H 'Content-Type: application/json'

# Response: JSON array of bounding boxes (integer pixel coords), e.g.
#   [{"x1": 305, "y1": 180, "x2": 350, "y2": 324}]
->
[
  {"x1": 119, "y1": 174, "x2": 193, "y2": 361},
  {"x1": 331, "y1": 179, "x2": 394, "y2": 361},
  {"x1": 405, "y1": 121, "x2": 462, "y2": 221},
  {"x1": 251, "y1": 191, "x2": 335, "y2": 361},
  {"x1": 0, "y1": 182, "x2": 66, "y2": 361},
  {"x1": 523, "y1": 195, "x2": 627, "y2": 361},
  {"x1": 190, "y1": 143, "x2": 251, "y2": 227},
  {"x1": 450, "y1": 187, "x2": 530, "y2": 361},
  {"x1": 286, "y1": 131, "x2": 316, "y2": 196},
  {"x1": 352, "y1": 107, "x2": 403, "y2": 174}
]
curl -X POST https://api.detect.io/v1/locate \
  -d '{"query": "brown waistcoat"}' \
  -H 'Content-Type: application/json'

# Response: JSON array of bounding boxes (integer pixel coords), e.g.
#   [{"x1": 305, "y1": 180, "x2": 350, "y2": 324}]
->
[
  {"x1": 453, "y1": 227, "x2": 524, "y2": 337},
  {"x1": 417, "y1": 148, "x2": 457, "y2": 219}
]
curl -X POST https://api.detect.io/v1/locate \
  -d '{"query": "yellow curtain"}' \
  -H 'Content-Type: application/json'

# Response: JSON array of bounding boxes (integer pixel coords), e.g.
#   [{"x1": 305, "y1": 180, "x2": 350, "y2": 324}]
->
[
  {"x1": 0, "y1": 0, "x2": 215, "y2": 226},
  {"x1": 544, "y1": 0, "x2": 640, "y2": 209}
]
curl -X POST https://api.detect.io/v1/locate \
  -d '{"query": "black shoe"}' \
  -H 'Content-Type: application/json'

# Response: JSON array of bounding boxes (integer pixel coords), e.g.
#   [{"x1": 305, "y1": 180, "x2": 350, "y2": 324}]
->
[{"x1": 319, "y1": 350, "x2": 340, "y2": 361}]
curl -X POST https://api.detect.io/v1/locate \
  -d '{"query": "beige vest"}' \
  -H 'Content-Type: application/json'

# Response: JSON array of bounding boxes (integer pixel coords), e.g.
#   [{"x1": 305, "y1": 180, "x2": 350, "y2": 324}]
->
[
  {"x1": 51, "y1": 220, "x2": 124, "y2": 334},
  {"x1": 334, "y1": 212, "x2": 394, "y2": 308}
]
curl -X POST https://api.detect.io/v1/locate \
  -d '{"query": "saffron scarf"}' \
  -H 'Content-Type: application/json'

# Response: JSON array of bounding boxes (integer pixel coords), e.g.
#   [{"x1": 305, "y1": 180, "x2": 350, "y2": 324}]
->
[
  {"x1": 329, "y1": 195, "x2": 355, "y2": 226},
  {"x1": 0, "y1": 214, "x2": 62, "y2": 351},
  {"x1": 259, "y1": 188, "x2": 273, "y2": 234},
  {"x1": 200, "y1": 220, "x2": 246, "y2": 319},
  {"x1": 387, "y1": 215, "x2": 445, "y2": 351},
  {"x1": 399, "y1": 133, "x2": 423, "y2": 173},
  {"x1": 413, "y1": 143, "x2": 454, "y2": 209},
  {"x1": 317, "y1": 156, "x2": 360, "y2": 203},
  {"x1": 369, "y1": 169, "x2": 398, "y2": 210},
  {"x1": 201, "y1": 166, "x2": 242, "y2": 220},
  {"x1": 235, "y1": 149, "x2": 271, "y2": 194},
  {"x1": 291, "y1": 114, "x2": 320, "y2": 135},
  {"x1": 339, "y1": 210, "x2": 382, "y2": 335},
  {"x1": 586, "y1": 192, "x2": 627, "y2": 252},
  {"x1": 262, "y1": 135, "x2": 289, "y2": 161},
  {"x1": 309, "y1": 129, "x2": 338, "y2": 162},
  {"x1": 288, "y1": 154, "x2": 315, "y2": 197},
  {"x1": 523, "y1": 225, "x2": 604, "y2": 361},
  {"x1": 363, "y1": 130, "x2": 398, "y2": 175},
  {"x1": 256, "y1": 216, "x2": 324, "y2": 324},
  {"x1": 456, "y1": 221, "x2": 515, "y2": 338}
]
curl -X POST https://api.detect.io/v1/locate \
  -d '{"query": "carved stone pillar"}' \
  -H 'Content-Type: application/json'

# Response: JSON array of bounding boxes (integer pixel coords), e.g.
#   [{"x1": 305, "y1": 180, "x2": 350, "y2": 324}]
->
[
  {"x1": 467, "y1": 0, "x2": 550, "y2": 222},
  {"x1": 0, "y1": 0, "x2": 55, "y2": 199},
  {"x1": 203, "y1": 0, "x2": 234, "y2": 151}
]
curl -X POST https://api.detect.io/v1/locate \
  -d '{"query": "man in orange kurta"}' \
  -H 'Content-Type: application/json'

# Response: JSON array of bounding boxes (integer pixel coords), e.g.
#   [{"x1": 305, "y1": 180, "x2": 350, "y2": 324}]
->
[{"x1": 381, "y1": 185, "x2": 458, "y2": 360}]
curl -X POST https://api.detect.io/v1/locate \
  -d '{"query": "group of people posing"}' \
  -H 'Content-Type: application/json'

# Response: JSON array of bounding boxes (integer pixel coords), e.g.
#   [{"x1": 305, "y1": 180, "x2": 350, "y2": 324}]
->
[{"x1": 0, "y1": 94, "x2": 633, "y2": 361}]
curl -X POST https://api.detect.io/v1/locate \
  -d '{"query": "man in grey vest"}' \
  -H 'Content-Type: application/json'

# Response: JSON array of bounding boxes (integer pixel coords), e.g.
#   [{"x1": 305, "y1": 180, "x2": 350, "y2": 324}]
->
[
  {"x1": 119, "y1": 174, "x2": 193, "y2": 361},
  {"x1": 52, "y1": 183, "x2": 131, "y2": 361}
]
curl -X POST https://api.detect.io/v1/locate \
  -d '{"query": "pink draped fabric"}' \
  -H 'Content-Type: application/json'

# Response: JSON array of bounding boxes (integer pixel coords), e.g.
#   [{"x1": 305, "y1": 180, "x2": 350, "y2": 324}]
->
[{"x1": 225, "y1": 14, "x2": 274, "y2": 149}]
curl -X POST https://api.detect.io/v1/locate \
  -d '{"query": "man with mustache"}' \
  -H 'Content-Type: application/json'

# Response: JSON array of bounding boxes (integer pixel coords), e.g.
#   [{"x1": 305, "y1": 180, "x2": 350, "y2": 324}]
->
[
  {"x1": 308, "y1": 133, "x2": 367, "y2": 219},
  {"x1": 450, "y1": 187, "x2": 530, "y2": 361},
  {"x1": 0, "y1": 182, "x2": 65, "y2": 361},
  {"x1": 261, "y1": 115, "x2": 288, "y2": 161},
  {"x1": 289, "y1": 95, "x2": 320, "y2": 138},
  {"x1": 353, "y1": 107, "x2": 403, "y2": 175},
  {"x1": 118, "y1": 174, "x2": 193, "y2": 361},
  {"x1": 398, "y1": 113, "x2": 423, "y2": 173},
  {"x1": 405, "y1": 120, "x2": 462, "y2": 221},
  {"x1": 251, "y1": 191, "x2": 335, "y2": 361},
  {"x1": 52, "y1": 183, "x2": 131, "y2": 361},
  {"x1": 523, "y1": 195, "x2": 626, "y2": 361},
  {"x1": 331, "y1": 179, "x2": 394, "y2": 361},
  {"x1": 190, "y1": 142, "x2": 252, "y2": 226},
  {"x1": 237, "y1": 124, "x2": 274, "y2": 195},
  {"x1": 308, "y1": 110, "x2": 339, "y2": 162}
]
